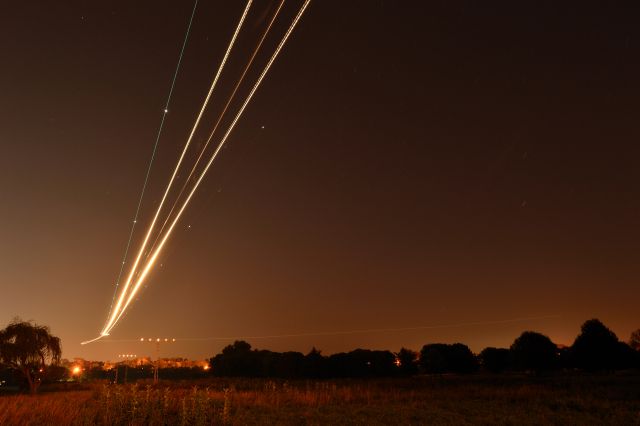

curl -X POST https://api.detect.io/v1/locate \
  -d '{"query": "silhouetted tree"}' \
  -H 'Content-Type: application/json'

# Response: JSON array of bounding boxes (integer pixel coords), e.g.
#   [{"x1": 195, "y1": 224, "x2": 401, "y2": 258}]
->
[
  {"x1": 420, "y1": 343, "x2": 477, "y2": 374},
  {"x1": 211, "y1": 343, "x2": 403, "y2": 378},
  {"x1": 328, "y1": 349, "x2": 397, "y2": 378},
  {"x1": 479, "y1": 347, "x2": 510, "y2": 373},
  {"x1": 570, "y1": 319, "x2": 623, "y2": 371},
  {"x1": 510, "y1": 331, "x2": 557, "y2": 372},
  {"x1": 615, "y1": 342, "x2": 638, "y2": 370},
  {"x1": 396, "y1": 348, "x2": 419, "y2": 375},
  {"x1": 249, "y1": 349, "x2": 306, "y2": 378},
  {"x1": 448, "y1": 343, "x2": 478, "y2": 373},
  {"x1": 420, "y1": 343, "x2": 449, "y2": 374},
  {"x1": 210, "y1": 341, "x2": 258, "y2": 377},
  {"x1": 304, "y1": 347, "x2": 328, "y2": 378},
  {"x1": 366, "y1": 350, "x2": 398, "y2": 376},
  {"x1": 630, "y1": 329, "x2": 640, "y2": 351},
  {"x1": 0, "y1": 319, "x2": 62, "y2": 394}
]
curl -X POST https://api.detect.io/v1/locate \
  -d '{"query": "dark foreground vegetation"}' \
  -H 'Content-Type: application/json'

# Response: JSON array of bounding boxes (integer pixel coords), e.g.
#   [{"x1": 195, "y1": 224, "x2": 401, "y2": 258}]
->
[
  {"x1": 1, "y1": 318, "x2": 639, "y2": 424},
  {"x1": 1, "y1": 373, "x2": 639, "y2": 425}
]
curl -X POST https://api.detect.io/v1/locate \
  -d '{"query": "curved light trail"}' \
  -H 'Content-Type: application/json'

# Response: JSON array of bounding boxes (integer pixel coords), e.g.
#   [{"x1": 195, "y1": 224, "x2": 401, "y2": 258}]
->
[
  {"x1": 105, "y1": 0, "x2": 312, "y2": 336},
  {"x1": 106, "y1": 0, "x2": 200, "y2": 325},
  {"x1": 83, "y1": 0, "x2": 313, "y2": 344},
  {"x1": 84, "y1": 0, "x2": 254, "y2": 344}
]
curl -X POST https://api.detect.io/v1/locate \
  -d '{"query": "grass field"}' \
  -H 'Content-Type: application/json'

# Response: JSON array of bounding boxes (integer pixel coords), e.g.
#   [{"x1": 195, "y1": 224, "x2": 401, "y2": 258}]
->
[{"x1": 1, "y1": 373, "x2": 639, "y2": 425}]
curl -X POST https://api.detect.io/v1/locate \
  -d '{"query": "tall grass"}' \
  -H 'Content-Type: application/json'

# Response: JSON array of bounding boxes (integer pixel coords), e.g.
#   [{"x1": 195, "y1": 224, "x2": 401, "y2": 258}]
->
[{"x1": 0, "y1": 374, "x2": 638, "y2": 425}]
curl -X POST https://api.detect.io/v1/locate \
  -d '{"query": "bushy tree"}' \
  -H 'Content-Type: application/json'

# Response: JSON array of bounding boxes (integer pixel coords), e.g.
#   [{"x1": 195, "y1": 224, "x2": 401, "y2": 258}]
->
[
  {"x1": 570, "y1": 319, "x2": 623, "y2": 371},
  {"x1": 420, "y1": 343, "x2": 449, "y2": 374},
  {"x1": 396, "y1": 348, "x2": 419, "y2": 375},
  {"x1": 479, "y1": 347, "x2": 510, "y2": 373},
  {"x1": 510, "y1": 331, "x2": 557, "y2": 372},
  {"x1": 304, "y1": 347, "x2": 327, "y2": 378},
  {"x1": 210, "y1": 340, "x2": 257, "y2": 377},
  {"x1": 328, "y1": 349, "x2": 397, "y2": 378},
  {"x1": 449, "y1": 343, "x2": 478, "y2": 373},
  {"x1": 0, "y1": 319, "x2": 62, "y2": 394},
  {"x1": 420, "y1": 343, "x2": 477, "y2": 374}
]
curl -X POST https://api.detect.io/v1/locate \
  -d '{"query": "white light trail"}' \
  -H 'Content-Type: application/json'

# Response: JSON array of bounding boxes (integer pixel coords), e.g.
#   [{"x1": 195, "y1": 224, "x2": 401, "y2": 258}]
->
[
  {"x1": 105, "y1": 0, "x2": 199, "y2": 330},
  {"x1": 87, "y1": 0, "x2": 254, "y2": 343},
  {"x1": 103, "y1": 0, "x2": 312, "y2": 336},
  {"x1": 147, "y1": 0, "x2": 286, "y2": 258}
]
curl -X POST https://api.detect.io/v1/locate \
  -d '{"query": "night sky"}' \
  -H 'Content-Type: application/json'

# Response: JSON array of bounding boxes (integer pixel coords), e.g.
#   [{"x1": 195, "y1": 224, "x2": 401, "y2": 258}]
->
[{"x1": 1, "y1": 1, "x2": 638, "y2": 362}]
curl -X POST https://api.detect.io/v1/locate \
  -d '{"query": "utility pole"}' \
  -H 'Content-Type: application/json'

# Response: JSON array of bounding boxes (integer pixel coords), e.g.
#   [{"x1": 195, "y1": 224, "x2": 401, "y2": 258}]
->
[{"x1": 140, "y1": 338, "x2": 175, "y2": 384}]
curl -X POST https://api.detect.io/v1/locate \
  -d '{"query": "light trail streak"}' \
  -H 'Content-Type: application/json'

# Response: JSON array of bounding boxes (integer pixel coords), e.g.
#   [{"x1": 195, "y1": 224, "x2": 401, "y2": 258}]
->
[
  {"x1": 147, "y1": 0, "x2": 286, "y2": 258},
  {"x1": 86, "y1": 0, "x2": 254, "y2": 344},
  {"x1": 103, "y1": 0, "x2": 313, "y2": 336},
  {"x1": 106, "y1": 0, "x2": 199, "y2": 325}
]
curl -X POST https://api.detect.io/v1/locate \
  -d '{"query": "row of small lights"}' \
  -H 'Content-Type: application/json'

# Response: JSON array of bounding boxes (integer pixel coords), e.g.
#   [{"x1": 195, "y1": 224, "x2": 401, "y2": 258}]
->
[
  {"x1": 118, "y1": 354, "x2": 137, "y2": 358},
  {"x1": 140, "y1": 338, "x2": 176, "y2": 342}
]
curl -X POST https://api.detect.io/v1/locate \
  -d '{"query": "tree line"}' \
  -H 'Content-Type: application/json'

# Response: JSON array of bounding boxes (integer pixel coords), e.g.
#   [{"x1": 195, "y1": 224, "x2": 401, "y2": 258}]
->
[
  {"x1": 1, "y1": 317, "x2": 640, "y2": 393},
  {"x1": 209, "y1": 319, "x2": 640, "y2": 378}
]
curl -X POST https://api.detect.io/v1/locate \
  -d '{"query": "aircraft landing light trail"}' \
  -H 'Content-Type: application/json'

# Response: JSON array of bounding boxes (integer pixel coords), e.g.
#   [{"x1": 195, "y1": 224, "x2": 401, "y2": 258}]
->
[{"x1": 82, "y1": 0, "x2": 312, "y2": 345}]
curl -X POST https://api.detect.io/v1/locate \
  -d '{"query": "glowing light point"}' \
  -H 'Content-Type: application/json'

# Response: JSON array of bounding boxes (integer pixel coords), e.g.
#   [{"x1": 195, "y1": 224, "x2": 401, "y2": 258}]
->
[
  {"x1": 72, "y1": 366, "x2": 81, "y2": 375},
  {"x1": 164, "y1": 109, "x2": 169, "y2": 113}
]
